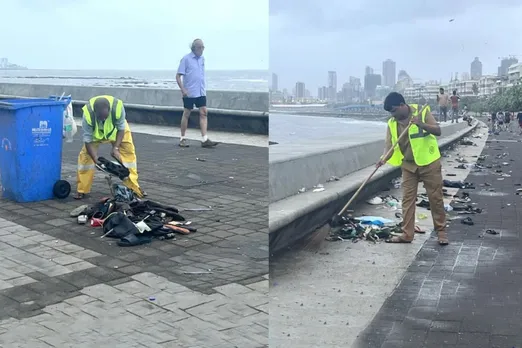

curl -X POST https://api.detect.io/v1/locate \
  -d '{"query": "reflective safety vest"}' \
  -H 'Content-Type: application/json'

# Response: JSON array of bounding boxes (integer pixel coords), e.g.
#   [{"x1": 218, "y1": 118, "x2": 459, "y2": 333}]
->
[
  {"x1": 386, "y1": 104, "x2": 441, "y2": 167},
  {"x1": 83, "y1": 95, "x2": 123, "y2": 142}
]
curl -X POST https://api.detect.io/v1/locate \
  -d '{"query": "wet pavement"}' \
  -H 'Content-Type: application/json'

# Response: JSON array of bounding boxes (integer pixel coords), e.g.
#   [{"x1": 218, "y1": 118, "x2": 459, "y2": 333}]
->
[
  {"x1": 354, "y1": 128, "x2": 522, "y2": 347},
  {"x1": 0, "y1": 128, "x2": 268, "y2": 347}
]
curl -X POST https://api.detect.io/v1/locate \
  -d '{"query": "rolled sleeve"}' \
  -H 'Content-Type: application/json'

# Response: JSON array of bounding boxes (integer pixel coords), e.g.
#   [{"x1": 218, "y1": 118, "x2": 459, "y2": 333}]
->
[
  {"x1": 82, "y1": 113, "x2": 93, "y2": 143},
  {"x1": 177, "y1": 56, "x2": 187, "y2": 75},
  {"x1": 114, "y1": 105, "x2": 126, "y2": 131}
]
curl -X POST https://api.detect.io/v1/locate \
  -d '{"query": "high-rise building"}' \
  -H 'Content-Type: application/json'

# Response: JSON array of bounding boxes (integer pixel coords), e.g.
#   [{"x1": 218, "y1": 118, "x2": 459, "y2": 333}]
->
[
  {"x1": 271, "y1": 73, "x2": 278, "y2": 91},
  {"x1": 364, "y1": 74, "x2": 382, "y2": 98},
  {"x1": 498, "y1": 57, "x2": 518, "y2": 77},
  {"x1": 327, "y1": 71, "x2": 337, "y2": 101},
  {"x1": 365, "y1": 66, "x2": 374, "y2": 76},
  {"x1": 461, "y1": 72, "x2": 470, "y2": 81},
  {"x1": 470, "y1": 57, "x2": 482, "y2": 80},
  {"x1": 382, "y1": 59, "x2": 396, "y2": 88},
  {"x1": 295, "y1": 82, "x2": 305, "y2": 99},
  {"x1": 317, "y1": 86, "x2": 328, "y2": 100}
]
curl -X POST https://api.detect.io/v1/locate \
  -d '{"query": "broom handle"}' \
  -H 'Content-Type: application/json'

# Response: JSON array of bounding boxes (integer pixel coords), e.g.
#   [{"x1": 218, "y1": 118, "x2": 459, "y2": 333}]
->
[{"x1": 337, "y1": 122, "x2": 412, "y2": 217}]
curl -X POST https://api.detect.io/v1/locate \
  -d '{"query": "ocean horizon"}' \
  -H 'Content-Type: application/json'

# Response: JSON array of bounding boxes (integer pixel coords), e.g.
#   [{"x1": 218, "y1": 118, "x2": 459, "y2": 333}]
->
[{"x1": 0, "y1": 69, "x2": 268, "y2": 92}]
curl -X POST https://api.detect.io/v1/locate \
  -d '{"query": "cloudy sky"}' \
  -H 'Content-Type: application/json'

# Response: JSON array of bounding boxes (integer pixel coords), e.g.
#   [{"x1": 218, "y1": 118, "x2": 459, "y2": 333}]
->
[
  {"x1": 270, "y1": 0, "x2": 522, "y2": 92},
  {"x1": 1, "y1": 0, "x2": 268, "y2": 70}
]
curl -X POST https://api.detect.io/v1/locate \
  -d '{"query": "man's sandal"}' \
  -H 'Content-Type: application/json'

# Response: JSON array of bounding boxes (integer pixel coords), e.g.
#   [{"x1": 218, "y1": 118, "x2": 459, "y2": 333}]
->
[
  {"x1": 74, "y1": 193, "x2": 85, "y2": 200},
  {"x1": 414, "y1": 226, "x2": 426, "y2": 234},
  {"x1": 385, "y1": 236, "x2": 413, "y2": 243},
  {"x1": 438, "y1": 238, "x2": 449, "y2": 246}
]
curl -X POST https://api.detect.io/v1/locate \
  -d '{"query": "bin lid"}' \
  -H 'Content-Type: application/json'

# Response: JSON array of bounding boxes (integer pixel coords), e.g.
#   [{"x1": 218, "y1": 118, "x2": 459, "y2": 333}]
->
[{"x1": 0, "y1": 98, "x2": 67, "y2": 110}]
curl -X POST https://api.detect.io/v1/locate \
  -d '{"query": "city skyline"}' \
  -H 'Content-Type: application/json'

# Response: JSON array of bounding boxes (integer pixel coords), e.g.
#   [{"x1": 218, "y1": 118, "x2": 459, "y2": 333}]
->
[
  {"x1": 270, "y1": 0, "x2": 522, "y2": 92},
  {"x1": 272, "y1": 56, "x2": 495, "y2": 96}
]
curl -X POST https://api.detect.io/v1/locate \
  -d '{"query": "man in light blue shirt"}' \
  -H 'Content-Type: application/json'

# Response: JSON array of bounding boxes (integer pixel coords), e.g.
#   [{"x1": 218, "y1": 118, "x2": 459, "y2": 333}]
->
[{"x1": 176, "y1": 38, "x2": 218, "y2": 148}]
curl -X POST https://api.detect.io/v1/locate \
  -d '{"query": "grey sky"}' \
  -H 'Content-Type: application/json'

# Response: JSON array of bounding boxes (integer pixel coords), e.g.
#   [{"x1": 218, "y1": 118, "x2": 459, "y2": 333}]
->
[
  {"x1": 270, "y1": 0, "x2": 522, "y2": 92},
  {"x1": 2, "y1": 0, "x2": 268, "y2": 70}
]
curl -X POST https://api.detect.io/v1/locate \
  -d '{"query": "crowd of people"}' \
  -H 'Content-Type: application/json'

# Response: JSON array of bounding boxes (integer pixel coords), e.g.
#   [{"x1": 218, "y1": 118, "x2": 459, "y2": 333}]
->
[{"x1": 489, "y1": 110, "x2": 522, "y2": 134}]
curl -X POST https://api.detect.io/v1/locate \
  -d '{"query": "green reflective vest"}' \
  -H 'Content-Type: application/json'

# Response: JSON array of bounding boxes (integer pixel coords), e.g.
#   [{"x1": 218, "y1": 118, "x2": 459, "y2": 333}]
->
[
  {"x1": 386, "y1": 104, "x2": 441, "y2": 167},
  {"x1": 83, "y1": 95, "x2": 123, "y2": 142}
]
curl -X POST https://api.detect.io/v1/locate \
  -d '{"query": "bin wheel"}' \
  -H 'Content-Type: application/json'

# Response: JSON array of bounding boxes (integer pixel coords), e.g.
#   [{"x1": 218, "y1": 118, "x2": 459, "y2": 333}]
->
[{"x1": 53, "y1": 180, "x2": 71, "y2": 199}]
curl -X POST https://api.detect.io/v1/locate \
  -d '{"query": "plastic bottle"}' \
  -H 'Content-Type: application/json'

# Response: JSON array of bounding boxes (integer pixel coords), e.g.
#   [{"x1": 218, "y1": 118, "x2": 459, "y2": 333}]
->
[{"x1": 63, "y1": 114, "x2": 75, "y2": 143}]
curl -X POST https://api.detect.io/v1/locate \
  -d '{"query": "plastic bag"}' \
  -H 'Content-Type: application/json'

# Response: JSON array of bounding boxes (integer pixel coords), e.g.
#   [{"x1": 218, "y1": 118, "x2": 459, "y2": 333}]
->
[{"x1": 63, "y1": 97, "x2": 77, "y2": 142}]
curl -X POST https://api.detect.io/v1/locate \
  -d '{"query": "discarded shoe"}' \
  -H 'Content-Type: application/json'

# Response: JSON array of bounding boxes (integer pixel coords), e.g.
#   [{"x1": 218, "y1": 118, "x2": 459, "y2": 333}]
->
[
  {"x1": 70, "y1": 204, "x2": 89, "y2": 217},
  {"x1": 461, "y1": 217, "x2": 474, "y2": 226},
  {"x1": 485, "y1": 229, "x2": 498, "y2": 235}
]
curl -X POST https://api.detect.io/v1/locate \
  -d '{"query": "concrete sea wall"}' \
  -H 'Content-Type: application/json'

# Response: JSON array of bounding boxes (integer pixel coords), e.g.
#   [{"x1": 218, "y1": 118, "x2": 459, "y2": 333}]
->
[
  {"x1": 269, "y1": 121, "x2": 480, "y2": 253},
  {"x1": 0, "y1": 83, "x2": 269, "y2": 135}
]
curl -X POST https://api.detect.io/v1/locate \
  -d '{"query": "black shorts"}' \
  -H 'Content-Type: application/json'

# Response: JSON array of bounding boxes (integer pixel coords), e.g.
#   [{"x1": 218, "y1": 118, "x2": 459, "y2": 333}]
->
[{"x1": 182, "y1": 96, "x2": 207, "y2": 110}]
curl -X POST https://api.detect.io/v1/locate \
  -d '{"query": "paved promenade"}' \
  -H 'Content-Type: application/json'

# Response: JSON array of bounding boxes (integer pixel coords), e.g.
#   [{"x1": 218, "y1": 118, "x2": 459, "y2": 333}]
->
[
  {"x1": 270, "y1": 122, "x2": 486, "y2": 347},
  {"x1": 355, "y1": 129, "x2": 522, "y2": 347},
  {"x1": 0, "y1": 126, "x2": 268, "y2": 347}
]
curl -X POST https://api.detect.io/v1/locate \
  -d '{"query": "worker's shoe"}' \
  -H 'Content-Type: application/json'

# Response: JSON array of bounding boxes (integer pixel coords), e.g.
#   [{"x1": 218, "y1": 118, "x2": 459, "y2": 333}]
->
[
  {"x1": 179, "y1": 139, "x2": 189, "y2": 148},
  {"x1": 201, "y1": 139, "x2": 219, "y2": 148},
  {"x1": 140, "y1": 188, "x2": 148, "y2": 197},
  {"x1": 74, "y1": 193, "x2": 85, "y2": 200}
]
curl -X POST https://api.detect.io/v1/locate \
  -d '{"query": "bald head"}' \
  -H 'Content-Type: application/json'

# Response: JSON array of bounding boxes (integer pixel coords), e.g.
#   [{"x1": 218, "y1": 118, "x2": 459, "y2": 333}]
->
[
  {"x1": 191, "y1": 39, "x2": 205, "y2": 56},
  {"x1": 93, "y1": 97, "x2": 110, "y2": 120}
]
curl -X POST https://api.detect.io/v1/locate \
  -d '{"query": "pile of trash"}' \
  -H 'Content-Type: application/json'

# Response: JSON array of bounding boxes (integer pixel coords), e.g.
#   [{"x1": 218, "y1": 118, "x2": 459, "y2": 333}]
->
[
  {"x1": 327, "y1": 215, "x2": 400, "y2": 243},
  {"x1": 70, "y1": 184, "x2": 196, "y2": 247}
]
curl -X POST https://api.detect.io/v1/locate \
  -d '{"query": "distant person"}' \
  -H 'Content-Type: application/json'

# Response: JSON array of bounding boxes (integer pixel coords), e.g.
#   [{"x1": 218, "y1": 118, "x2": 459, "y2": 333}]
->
[
  {"x1": 377, "y1": 92, "x2": 448, "y2": 246},
  {"x1": 505, "y1": 111, "x2": 512, "y2": 131},
  {"x1": 491, "y1": 111, "x2": 497, "y2": 132},
  {"x1": 75, "y1": 96, "x2": 146, "y2": 200},
  {"x1": 497, "y1": 112, "x2": 505, "y2": 131},
  {"x1": 176, "y1": 38, "x2": 218, "y2": 148},
  {"x1": 450, "y1": 90, "x2": 460, "y2": 123},
  {"x1": 436, "y1": 87, "x2": 449, "y2": 122},
  {"x1": 517, "y1": 111, "x2": 522, "y2": 134}
]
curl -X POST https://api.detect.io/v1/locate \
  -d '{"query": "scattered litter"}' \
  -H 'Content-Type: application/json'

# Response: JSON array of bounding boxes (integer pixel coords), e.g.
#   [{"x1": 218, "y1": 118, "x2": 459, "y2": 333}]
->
[
  {"x1": 367, "y1": 196, "x2": 383, "y2": 205},
  {"x1": 485, "y1": 229, "x2": 498, "y2": 235},
  {"x1": 298, "y1": 187, "x2": 306, "y2": 193},
  {"x1": 148, "y1": 297, "x2": 156, "y2": 301},
  {"x1": 184, "y1": 270, "x2": 213, "y2": 274},
  {"x1": 196, "y1": 158, "x2": 206, "y2": 162},
  {"x1": 354, "y1": 216, "x2": 394, "y2": 226},
  {"x1": 391, "y1": 178, "x2": 401, "y2": 189},
  {"x1": 417, "y1": 213, "x2": 428, "y2": 220},
  {"x1": 461, "y1": 217, "x2": 474, "y2": 225},
  {"x1": 313, "y1": 184, "x2": 325, "y2": 192},
  {"x1": 326, "y1": 176, "x2": 340, "y2": 182}
]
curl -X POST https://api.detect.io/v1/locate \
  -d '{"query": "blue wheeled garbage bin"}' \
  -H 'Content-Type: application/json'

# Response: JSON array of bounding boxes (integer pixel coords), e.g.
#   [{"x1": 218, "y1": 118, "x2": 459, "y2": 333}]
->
[{"x1": 0, "y1": 98, "x2": 67, "y2": 202}]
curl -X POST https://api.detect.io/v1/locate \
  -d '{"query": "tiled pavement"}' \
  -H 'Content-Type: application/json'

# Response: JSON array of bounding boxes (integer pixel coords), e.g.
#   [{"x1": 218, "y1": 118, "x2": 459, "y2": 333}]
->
[
  {"x1": 0, "y1": 130, "x2": 268, "y2": 347},
  {"x1": 354, "y1": 131, "x2": 522, "y2": 347}
]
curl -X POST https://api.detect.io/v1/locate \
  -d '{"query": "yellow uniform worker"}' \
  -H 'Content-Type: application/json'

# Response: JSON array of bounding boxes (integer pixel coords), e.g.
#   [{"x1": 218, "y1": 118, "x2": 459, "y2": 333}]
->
[{"x1": 74, "y1": 95, "x2": 146, "y2": 199}]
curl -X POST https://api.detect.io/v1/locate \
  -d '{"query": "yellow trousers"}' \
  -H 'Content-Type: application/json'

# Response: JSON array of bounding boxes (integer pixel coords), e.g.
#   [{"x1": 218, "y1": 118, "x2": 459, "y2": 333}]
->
[{"x1": 77, "y1": 128, "x2": 141, "y2": 196}]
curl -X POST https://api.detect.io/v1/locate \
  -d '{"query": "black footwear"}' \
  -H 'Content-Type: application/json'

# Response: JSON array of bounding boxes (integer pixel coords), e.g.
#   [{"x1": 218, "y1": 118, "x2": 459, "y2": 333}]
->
[
  {"x1": 201, "y1": 139, "x2": 219, "y2": 148},
  {"x1": 461, "y1": 217, "x2": 474, "y2": 225},
  {"x1": 416, "y1": 199, "x2": 430, "y2": 208}
]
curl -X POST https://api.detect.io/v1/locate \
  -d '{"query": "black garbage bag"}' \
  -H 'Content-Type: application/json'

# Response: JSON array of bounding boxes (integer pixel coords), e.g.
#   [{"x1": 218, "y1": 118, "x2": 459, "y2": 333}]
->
[{"x1": 102, "y1": 212, "x2": 140, "y2": 239}]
